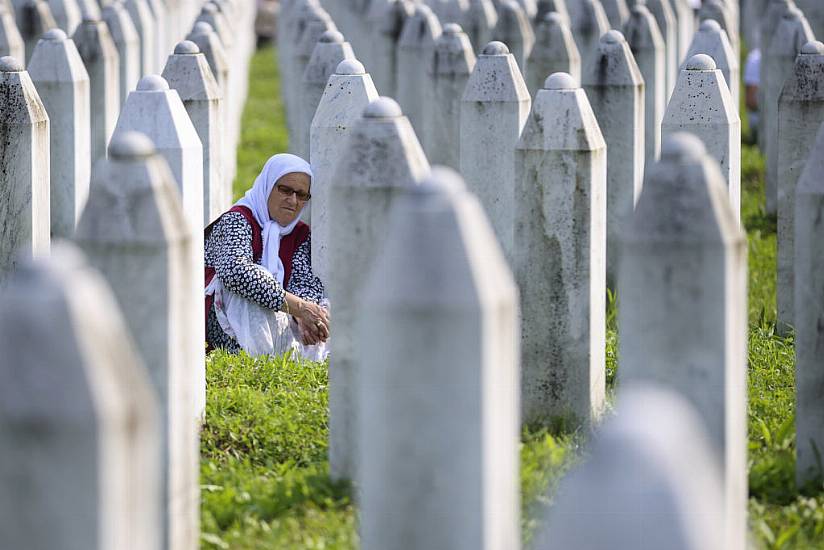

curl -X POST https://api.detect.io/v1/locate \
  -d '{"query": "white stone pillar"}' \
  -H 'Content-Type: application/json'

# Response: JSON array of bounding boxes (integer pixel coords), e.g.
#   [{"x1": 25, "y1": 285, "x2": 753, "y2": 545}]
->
[
  {"x1": 534, "y1": 0, "x2": 569, "y2": 25},
  {"x1": 299, "y1": 30, "x2": 355, "y2": 170},
  {"x1": 684, "y1": 18, "x2": 739, "y2": 107},
  {"x1": 636, "y1": 0, "x2": 676, "y2": 96},
  {"x1": 424, "y1": 23, "x2": 475, "y2": 169},
  {"x1": 662, "y1": 54, "x2": 741, "y2": 216},
  {"x1": 162, "y1": 40, "x2": 225, "y2": 223},
  {"x1": 47, "y1": 0, "x2": 81, "y2": 34},
  {"x1": 17, "y1": 0, "x2": 57, "y2": 63},
  {"x1": 624, "y1": 2, "x2": 665, "y2": 162},
  {"x1": 28, "y1": 29, "x2": 90, "y2": 240},
  {"x1": 463, "y1": 0, "x2": 497, "y2": 53},
  {"x1": 514, "y1": 72, "x2": 606, "y2": 426},
  {"x1": 777, "y1": 41, "x2": 824, "y2": 334},
  {"x1": 526, "y1": 11, "x2": 579, "y2": 102},
  {"x1": 102, "y1": 1, "x2": 140, "y2": 105},
  {"x1": 460, "y1": 41, "x2": 530, "y2": 264},
  {"x1": 699, "y1": 0, "x2": 739, "y2": 58},
  {"x1": 671, "y1": 0, "x2": 694, "y2": 62},
  {"x1": 396, "y1": 3, "x2": 441, "y2": 137},
  {"x1": 533, "y1": 384, "x2": 725, "y2": 550},
  {"x1": 764, "y1": 6, "x2": 814, "y2": 214},
  {"x1": 124, "y1": 0, "x2": 156, "y2": 75},
  {"x1": 618, "y1": 133, "x2": 748, "y2": 550},
  {"x1": 0, "y1": 55, "x2": 49, "y2": 279},
  {"x1": 0, "y1": 243, "x2": 161, "y2": 550},
  {"x1": 358, "y1": 167, "x2": 520, "y2": 550},
  {"x1": 492, "y1": 0, "x2": 534, "y2": 71},
  {"x1": 366, "y1": 0, "x2": 411, "y2": 99},
  {"x1": 583, "y1": 30, "x2": 644, "y2": 288},
  {"x1": 0, "y1": 7, "x2": 24, "y2": 80},
  {"x1": 75, "y1": 0, "x2": 98, "y2": 19},
  {"x1": 73, "y1": 17, "x2": 119, "y2": 165},
  {"x1": 795, "y1": 117, "x2": 824, "y2": 488},
  {"x1": 567, "y1": 0, "x2": 609, "y2": 77},
  {"x1": 75, "y1": 131, "x2": 199, "y2": 550},
  {"x1": 328, "y1": 97, "x2": 430, "y2": 481},
  {"x1": 310, "y1": 59, "x2": 378, "y2": 284},
  {"x1": 195, "y1": 3, "x2": 231, "y2": 52},
  {"x1": 143, "y1": 0, "x2": 164, "y2": 72},
  {"x1": 601, "y1": 0, "x2": 629, "y2": 27}
]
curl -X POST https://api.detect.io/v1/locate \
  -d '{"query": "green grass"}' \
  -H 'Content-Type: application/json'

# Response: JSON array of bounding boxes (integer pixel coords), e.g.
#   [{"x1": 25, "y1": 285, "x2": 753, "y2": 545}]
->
[{"x1": 201, "y1": 45, "x2": 824, "y2": 549}]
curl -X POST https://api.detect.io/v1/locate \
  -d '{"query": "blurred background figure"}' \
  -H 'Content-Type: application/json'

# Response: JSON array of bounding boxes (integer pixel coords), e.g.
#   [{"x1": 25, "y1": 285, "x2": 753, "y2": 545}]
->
[{"x1": 744, "y1": 47, "x2": 761, "y2": 144}]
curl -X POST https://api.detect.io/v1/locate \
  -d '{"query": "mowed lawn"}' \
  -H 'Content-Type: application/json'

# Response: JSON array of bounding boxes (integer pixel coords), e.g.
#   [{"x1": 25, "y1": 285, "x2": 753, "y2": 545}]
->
[{"x1": 200, "y1": 45, "x2": 824, "y2": 549}]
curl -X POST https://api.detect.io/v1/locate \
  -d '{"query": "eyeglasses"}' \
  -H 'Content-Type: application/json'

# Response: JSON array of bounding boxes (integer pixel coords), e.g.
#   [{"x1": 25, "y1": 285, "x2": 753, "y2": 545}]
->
[{"x1": 276, "y1": 184, "x2": 311, "y2": 202}]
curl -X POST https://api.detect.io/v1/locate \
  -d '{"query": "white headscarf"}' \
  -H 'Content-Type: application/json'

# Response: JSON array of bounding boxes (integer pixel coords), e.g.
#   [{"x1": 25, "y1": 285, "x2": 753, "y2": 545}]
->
[{"x1": 235, "y1": 153, "x2": 313, "y2": 285}]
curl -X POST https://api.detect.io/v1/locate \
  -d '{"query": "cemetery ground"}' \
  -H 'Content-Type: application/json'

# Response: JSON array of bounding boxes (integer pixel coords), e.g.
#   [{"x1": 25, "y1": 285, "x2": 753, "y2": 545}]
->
[{"x1": 200, "y1": 46, "x2": 824, "y2": 549}]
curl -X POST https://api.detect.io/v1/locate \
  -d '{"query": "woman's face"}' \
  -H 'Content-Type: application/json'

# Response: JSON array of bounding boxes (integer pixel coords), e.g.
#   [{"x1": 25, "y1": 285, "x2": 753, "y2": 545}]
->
[{"x1": 268, "y1": 172, "x2": 311, "y2": 226}]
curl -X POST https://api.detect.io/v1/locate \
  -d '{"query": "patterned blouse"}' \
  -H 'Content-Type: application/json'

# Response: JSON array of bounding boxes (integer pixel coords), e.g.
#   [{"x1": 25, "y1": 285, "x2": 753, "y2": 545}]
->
[{"x1": 206, "y1": 211, "x2": 325, "y2": 352}]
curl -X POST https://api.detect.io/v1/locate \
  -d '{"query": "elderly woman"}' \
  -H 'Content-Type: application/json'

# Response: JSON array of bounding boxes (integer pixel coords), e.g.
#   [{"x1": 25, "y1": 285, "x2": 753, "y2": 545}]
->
[{"x1": 205, "y1": 154, "x2": 330, "y2": 359}]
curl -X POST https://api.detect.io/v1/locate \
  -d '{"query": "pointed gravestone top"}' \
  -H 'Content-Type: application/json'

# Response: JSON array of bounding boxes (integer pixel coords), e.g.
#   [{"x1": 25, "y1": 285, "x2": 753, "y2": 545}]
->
[
  {"x1": 583, "y1": 30, "x2": 644, "y2": 87},
  {"x1": 137, "y1": 73, "x2": 168, "y2": 91},
  {"x1": 320, "y1": 29, "x2": 343, "y2": 43},
  {"x1": 0, "y1": 54, "x2": 22, "y2": 71},
  {"x1": 431, "y1": 23, "x2": 475, "y2": 76},
  {"x1": 782, "y1": 41, "x2": 824, "y2": 101},
  {"x1": 364, "y1": 96, "x2": 403, "y2": 118},
  {"x1": 685, "y1": 52, "x2": 716, "y2": 71},
  {"x1": 482, "y1": 40, "x2": 509, "y2": 55},
  {"x1": 463, "y1": 40, "x2": 529, "y2": 102},
  {"x1": 544, "y1": 71, "x2": 576, "y2": 89},
  {"x1": 174, "y1": 40, "x2": 199, "y2": 55},
  {"x1": 42, "y1": 28, "x2": 68, "y2": 41},
  {"x1": 802, "y1": 40, "x2": 824, "y2": 55}
]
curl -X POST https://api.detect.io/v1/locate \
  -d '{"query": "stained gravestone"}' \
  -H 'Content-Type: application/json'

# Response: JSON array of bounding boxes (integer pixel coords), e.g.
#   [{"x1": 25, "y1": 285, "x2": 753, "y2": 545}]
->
[
  {"x1": 358, "y1": 168, "x2": 520, "y2": 550},
  {"x1": 515, "y1": 72, "x2": 606, "y2": 426},
  {"x1": 492, "y1": 0, "x2": 534, "y2": 71},
  {"x1": 162, "y1": 40, "x2": 225, "y2": 223},
  {"x1": 662, "y1": 54, "x2": 741, "y2": 217},
  {"x1": 583, "y1": 30, "x2": 644, "y2": 288},
  {"x1": 0, "y1": 7, "x2": 24, "y2": 78},
  {"x1": 634, "y1": 0, "x2": 676, "y2": 96},
  {"x1": 534, "y1": 0, "x2": 569, "y2": 24},
  {"x1": 0, "y1": 55, "x2": 49, "y2": 279},
  {"x1": 462, "y1": 0, "x2": 497, "y2": 53},
  {"x1": 460, "y1": 41, "x2": 530, "y2": 264},
  {"x1": 764, "y1": 6, "x2": 814, "y2": 214},
  {"x1": 17, "y1": 0, "x2": 57, "y2": 63},
  {"x1": 102, "y1": 1, "x2": 140, "y2": 105},
  {"x1": 526, "y1": 11, "x2": 580, "y2": 98},
  {"x1": 533, "y1": 384, "x2": 725, "y2": 550},
  {"x1": 683, "y1": 18, "x2": 739, "y2": 107},
  {"x1": 47, "y1": 0, "x2": 81, "y2": 34},
  {"x1": 624, "y1": 2, "x2": 664, "y2": 162},
  {"x1": 310, "y1": 58, "x2": 378, "y2": 284},
  {"x1": 424, "y1": 23, "x2": 475, "y2": 169},
  {"x1": 795, "y1": 116, "x2": 824, "y2": 488},
  {"x1": 299, "y1": 30, "x2": 354, "y2": 170},
  {"x1": 670, "y1": 0, "x2": 694, "y2": 61},
  {"x1": 124, "y1": 0, "x2": 156, "y2": 74},
  {"x1": 28, "y1": 29, "x2": 90, "y2": 240},
  {"x1": 365, "y1": 0, "x2": 411, "y2": 99},
  {"x1": 73, "y1": 17, "x2": 119, "y2": 166},
  {"x1": 327, "y1": 97, "x2": 429, "y2": 481},
  {"x1": 777, "y1": 41, "x2": 824, "y2": 334},
  {"x1": 74, "y1": 0, "x2": 97, "y2": 19},
  {"x1": 0, "y1": 244, "x2": 161, "y2": 550},
  {"x1": 567, "y1": 0, "x2": 609, "y2": 76},
  {"x1": 601, "y1": 0, "x2": 629, "y2": 27},
  {"x1": 196, "y1": 3, "x2": 231, "y2": 53},
  {"x1": 618, "y1": 133, "x2": 748, "y2": 550},
  {"x1": 396, "y1": 3, "x2": 441, "y2": 136},
  {"x1": 75, "y1": 131, "x2": 199, "y2": 550}
]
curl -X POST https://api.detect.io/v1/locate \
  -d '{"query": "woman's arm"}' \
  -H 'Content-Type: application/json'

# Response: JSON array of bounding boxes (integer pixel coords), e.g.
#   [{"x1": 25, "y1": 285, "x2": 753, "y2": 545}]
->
[{"x1": 286, "y1": 236, "x2": 325, "y2": 304}]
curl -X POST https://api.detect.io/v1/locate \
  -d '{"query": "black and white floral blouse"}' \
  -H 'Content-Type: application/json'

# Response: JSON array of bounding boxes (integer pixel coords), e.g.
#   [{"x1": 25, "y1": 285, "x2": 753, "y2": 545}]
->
[{"x1": 205, "y1": 211, "x2": 325, "y2": 352}]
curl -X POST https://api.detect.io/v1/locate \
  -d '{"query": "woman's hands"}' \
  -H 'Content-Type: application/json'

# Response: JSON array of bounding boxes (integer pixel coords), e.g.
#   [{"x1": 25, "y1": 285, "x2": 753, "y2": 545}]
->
[{"x1": 285, "y1": 293, "x2": 330, "y2": 345}]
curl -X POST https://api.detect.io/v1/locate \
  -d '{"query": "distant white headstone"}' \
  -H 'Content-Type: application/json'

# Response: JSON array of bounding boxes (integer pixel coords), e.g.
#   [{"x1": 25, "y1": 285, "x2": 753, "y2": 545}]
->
[
  {"x1": 396, "y1": 3, "x2": 441, "y2": 135},
  {"x1": 526, "y1": 11, "x2": 580, "y2": 108}
]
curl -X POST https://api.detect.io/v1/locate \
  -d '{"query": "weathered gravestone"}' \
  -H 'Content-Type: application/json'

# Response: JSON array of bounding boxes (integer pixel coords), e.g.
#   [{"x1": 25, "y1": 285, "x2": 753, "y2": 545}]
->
[
  {"x1": 124, "y1": 0, "x2": 155, "y2": 74},
  {"x1": 492, "y1": 0, "x2": 534, "y2": 72},
  {"x1": 601, "y1": 0, "x2": 629, "y2": 27},
  {"x1": 699, "y1": 0, "x2": 739, "y2": 57},
  {"x1": 567, "y1": 0, "x2": 609, "y2": 77},
  {"x1": 196, "y1": 3, "x2": 231, "y2": 53},
  {"x1": 670, "y1": 0, "x2": 694, "y2": 60},
  {"x1": 28, "y1": 29, "x2": 90, "y2": 240},
  {"x1": 777, "y1": 41, "x2": 824, "y2": 334},
  {"x1": 310, "y1": 58, "x2": 378, "y2": 284},
  {"x1": 162, "y1": 40, "x2": 225, "y2": 223},
  {"x1": 396, "y1": 2, "x2": 441, "y2": 135},
  {"x1": 763, "y1": 4, "x2": 814, "y2": 214},
  {"x1": 684, "y1": 18, "x2": 739, "y2": 107},
  {"x1": 462, "y1": 0, "x2": 497, "y2": 53},
  {"x1": 662, "y1": 54, "x2": 741, "y2": 217},
  {"x1": 366, "y1": 0, "x2": 411, "y2": 99},
  {"x1": 526, "y1": 11, "x2": 580, "y2": 98},
  {"x1": 533, "y1": 384, "x2": 725, "y2": 550},
  {"x1": 47, "y1": 0, "x2": 81, "y2": 34},
  {"x1": 632, "y1": 0, "x2": 676, "y2": 96},
  {"x1": 102, "y1": 1, "x2": 140, "y2": 105},
  {"x1": 424, "y1": 23, "x2": 475, "y2": 169},
  {"x1": 0, "y1": 55, "x2": 49, "y2": 280},
  {"x1": 0, "y1": 244, "x2": 161, "y2": 550},
  {"x1": 327, "y1": 97, "x2": 429, "y2": 481},
  {"x1": 624, "y1": 1, "x2": 664, "y2": 162},
  {"x1": 358, "y1": 167, "x2": 520, "y2": 550},
  {"x1": 299, "y1": 30, "x2": 354, "y2": 171},
  {"x1": 460, "y1": 41, "x2": 530, "y2": 264},
  {"x1": 618, "y1": 133, "x2": 748, "y2": 550},
  {"x1": 534, "y1": 0, "x2": 569, "y2": 25},
  {"x1": 143, "y1": 0, "x2": 164, "y2": 73},
  {"x1": 0, "y1": 5, "x2": 24, "y2": 61},
  {"x1": 16, "y1": 0, "x2": 57, "y2": 63},
  {"x1": 515, "y1": 72, "x2": 606, "y2": 427},
  {"x1": 583, "y1": 30, "x2": 644, "y2": 288},
  {"x1": 73, "y1": 17, "x2": 119, "y2": 166},
  {"x1": 795, "y1": 115, "x2": 824, "y2": 488},
  {"x1": 75, "y1": 131, "x2": 199, "y2": 550}
]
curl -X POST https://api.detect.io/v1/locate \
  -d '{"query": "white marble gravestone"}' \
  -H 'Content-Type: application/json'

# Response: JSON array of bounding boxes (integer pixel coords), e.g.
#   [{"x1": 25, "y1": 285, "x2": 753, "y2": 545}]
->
[
  {"x1": 101, "y1": 1, "x2": 140, "y2": 105},
  {"x1": 492, "y1": 0, "x2": 534, "y2": 71},
  {"x1": 526, "y1": 11, "x2": 580, "y2": 98},
  {"x1": 683, "y1": 18, "x2": 739, "y2": 107},
  {"x1": 124, "y1": 0, "x2": 155, "y2": 74},
  {"x1": 396, "y1": 2, "x2": 441, "y2": 136},
  {"x1": 0, "y1": 5, "x2": 24, "y2": 61}
]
